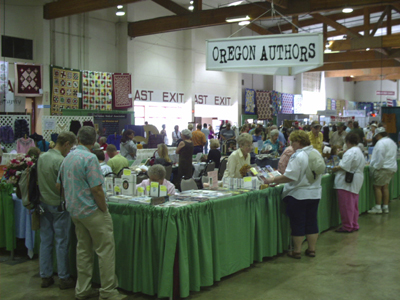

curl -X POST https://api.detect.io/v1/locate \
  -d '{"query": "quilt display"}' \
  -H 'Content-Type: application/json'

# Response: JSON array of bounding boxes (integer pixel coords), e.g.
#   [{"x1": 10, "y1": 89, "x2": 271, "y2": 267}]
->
[
  {"x1": 51, "y1": 66, "x2": 81, "y2": 115},
  {"x1": 14, "y1": 63, "x2": 42, "y2": 97},
  {"x1": 0, "y1": 61, "x2": 8, "y2": 95},
  {"x1": 256, "y1": 91, "x2": 273, "y2": 120},
  {"x1": 294, "y1": 95, "x2": 303, "y2": 114},
  {"x1": 281, "y1": 93, "x2": 294, "y2": 114},
  {"x1": 112, "y1": 73, "x2": 132, "y2": 110},
  {"x1": 271, "y1": 90, "x2": 281, "y2": 115},
  {"x1": 244, "y1": 88, "x2": 256, "y2": 114},
  {"x1": 82, "y1": 70, "x2": 113, "y2": 111}
]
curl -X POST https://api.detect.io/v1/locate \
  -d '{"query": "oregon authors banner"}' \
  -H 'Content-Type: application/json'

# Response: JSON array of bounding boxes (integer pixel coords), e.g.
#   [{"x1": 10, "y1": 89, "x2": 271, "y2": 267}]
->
[{"x1": 206, "y1": 33, "x2": 323, "y2": 76}]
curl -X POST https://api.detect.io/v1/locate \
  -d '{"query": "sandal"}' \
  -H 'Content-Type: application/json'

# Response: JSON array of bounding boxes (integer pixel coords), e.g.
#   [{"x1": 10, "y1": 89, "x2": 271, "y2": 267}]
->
[
  {"x1": 305, "y1": 249, "x2": 316, "y2": 257},
  {"x1": 335, "y1": 227, "x2": 353, "y2": 233},
  {"x1": 287, "y1": 251, "x2": 301, "y2": 259}
]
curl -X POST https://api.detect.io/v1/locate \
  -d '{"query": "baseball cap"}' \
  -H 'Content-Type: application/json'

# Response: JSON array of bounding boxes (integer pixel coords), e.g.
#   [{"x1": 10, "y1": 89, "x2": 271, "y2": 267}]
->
[
  {"x1": 370, "y1": 123, "x2": 378, "y2": 128},
  {"x1": 374, "y1": 127, "x2": 385, "y2": 137},
  {"x1": 311, "y1": 121, "x2": 321, "y2": 128},
  {"x1": 336, "y1": 122, "x2": 345, "y2": 127}
]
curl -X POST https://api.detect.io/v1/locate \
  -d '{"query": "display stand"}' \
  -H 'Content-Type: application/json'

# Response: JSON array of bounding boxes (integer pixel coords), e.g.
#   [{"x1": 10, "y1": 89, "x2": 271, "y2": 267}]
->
[
  {"x1": 42, "y1": 116, "x2": 94, "y2": 141},
  {"x1": 0, "y1": 115, "x2": 31, "y2": 153}
]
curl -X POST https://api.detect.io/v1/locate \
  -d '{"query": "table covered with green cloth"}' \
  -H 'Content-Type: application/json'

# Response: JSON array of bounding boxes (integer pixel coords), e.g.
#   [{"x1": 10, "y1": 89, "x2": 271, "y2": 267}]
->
[{"x1": 0, "y1": 183, "x2": 16, "y2": 251}]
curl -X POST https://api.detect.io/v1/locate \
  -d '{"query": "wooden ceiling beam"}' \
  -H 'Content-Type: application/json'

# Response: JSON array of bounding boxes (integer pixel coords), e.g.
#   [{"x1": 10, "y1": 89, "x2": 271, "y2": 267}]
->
[
  {"x1": 309, "y1": 0, "x2": 400, "y2": 12},
  {"x1": 265, "y1": 0, "x2": 288, "y2": 9},
  {"x1": 364, "y1": 7, "x2": 370, "y2": 36},
  {"x1": 311, "y1": 59, "x2": 400, "y2": 72},
  {"x1": 267, "y1": 5, "x2": 386, "y2": 34},
  {"x1": 323, "y1": 51, "x2": 397, "y2": 63},
  {"x1": 329, "y1": 35, "x2": 400, "y2": 51},
  {"x1": 327, "y1": 18, "x2": 400, "y2": 38},
  {"x1": 391, "y1": 3, "x2": 400, "y2": 14},
  {"x1": 43, "y1": 0, "x2": 145, "y2": 20},
  {"x1": 326, "y1": 66, "x2": 400, "y2": 77},
  {"x1": 151, "y1": 0, "x2": 189, "y2": 15},
  {"x1": 343, "y1": 74, "x2": 400, "y2": 81},
  {"x1": 370, "y1": 6, "x2": 390, "y2": 36},
  {"x1": 310, "y1": 13, "x2": 362, "y2": 38},
  {"x1": 247, "y1": 23, "x2": 275, "y2": 35}
]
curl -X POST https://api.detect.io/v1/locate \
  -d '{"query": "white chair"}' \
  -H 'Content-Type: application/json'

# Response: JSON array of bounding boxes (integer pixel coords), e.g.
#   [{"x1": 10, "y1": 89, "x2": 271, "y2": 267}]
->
[{"x1": 180, "y1": 178, "x2": 198, "y2": 192}]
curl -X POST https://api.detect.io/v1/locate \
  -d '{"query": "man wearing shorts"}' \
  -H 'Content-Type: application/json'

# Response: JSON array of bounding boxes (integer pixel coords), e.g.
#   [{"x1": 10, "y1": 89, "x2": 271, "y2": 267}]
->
[{"x1": 368, "y1": 127, "x2": 397, "y2": 214}]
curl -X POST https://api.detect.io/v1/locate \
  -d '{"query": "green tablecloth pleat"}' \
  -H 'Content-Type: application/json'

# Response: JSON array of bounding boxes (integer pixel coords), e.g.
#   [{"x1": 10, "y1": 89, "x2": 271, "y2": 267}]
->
[
  {"x1": 389, "y1": 160, "x2": 400, "y2": 199},
  {"x1": 318, "y1": 175, "x2": 341, "y2": 232},
  {"x1": 358, "y1": 166, "x2": 375, "y2": 213},
  {"x1": 0, "y1": 183, "x2": 16, "y2": 251}
]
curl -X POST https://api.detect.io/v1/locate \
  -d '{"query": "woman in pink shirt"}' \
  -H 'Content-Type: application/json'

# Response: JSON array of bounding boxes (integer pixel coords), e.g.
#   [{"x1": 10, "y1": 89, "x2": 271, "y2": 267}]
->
[{"x1": 137, "y1": 164, "x2": 176, "y2": 195}]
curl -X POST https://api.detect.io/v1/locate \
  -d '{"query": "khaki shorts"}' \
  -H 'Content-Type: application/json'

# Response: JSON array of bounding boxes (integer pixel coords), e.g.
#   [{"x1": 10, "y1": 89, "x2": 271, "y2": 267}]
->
[{"x1": 373, "y1": 169, "x2": 395, "y2": 186}]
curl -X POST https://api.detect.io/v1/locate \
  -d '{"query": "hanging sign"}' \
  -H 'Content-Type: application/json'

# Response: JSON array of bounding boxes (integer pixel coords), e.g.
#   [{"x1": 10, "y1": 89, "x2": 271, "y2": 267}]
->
[
  {"x1": 194, "y1": 94, "x2": 233, "y2": 106},
  {"x1": 376, "y1": 91, "x2": 395, "y2": 96},
  {"x1": 133, "y1": 89, "x2": 186, "y2": 103},
  {"x1": 206, "y1": 33, "x2": 323, "y2": 76}
]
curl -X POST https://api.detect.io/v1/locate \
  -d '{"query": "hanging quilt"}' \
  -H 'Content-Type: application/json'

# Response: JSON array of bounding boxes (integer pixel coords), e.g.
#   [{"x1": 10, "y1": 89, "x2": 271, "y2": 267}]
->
[
  {"x1": 14, "y1": 63, "x2": 43, "y2": 97},
  {"x1": 82, "y1": 70, "x2": 113, "y2": 111},
  {"x1": 326, "y1": 98, "x2": 332, "y2": 110},
  {"x1": 112, "y1": 73, "x2": 132, "y2": 110},
  {"x1": 244, "y1": 88, "x2": 256, "y2": 114},
  {"x1": 271, "y1": 90, "x2": 281, "y2": 115},
  {"x1": 294, "y1": 94, "x2": 303, "y2": 114},
  {"x1": 331, "y1": 99, "x2": 336, "y2": 110},
  {"x1": 281, "y1": 93, "x2": 294, "y2": 114},
  {"x1": 256, "y1": 90, "x2": 273, "y2": 120},
  {"x1": 0, "y1": 61, "x2": 8, "y2": 95},
  {"x1": 51, "y1": 66, "x2": 81, "y2": 115}
]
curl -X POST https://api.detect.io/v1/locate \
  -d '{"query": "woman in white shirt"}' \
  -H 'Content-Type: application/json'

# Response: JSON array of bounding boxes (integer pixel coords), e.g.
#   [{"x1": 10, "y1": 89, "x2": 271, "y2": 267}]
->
[
  {"x1": 120, "y1": 129, "x2": 137, "y2": 160},
  {"x1": 223, "y1": 133, "x2": 252, "y2": 178},
  {"x1": 264, "y1": 130, "x2": 322, "y2": 259},
  {"x1": 332, "y1": 132, "x2": 365, "y2": 233}
]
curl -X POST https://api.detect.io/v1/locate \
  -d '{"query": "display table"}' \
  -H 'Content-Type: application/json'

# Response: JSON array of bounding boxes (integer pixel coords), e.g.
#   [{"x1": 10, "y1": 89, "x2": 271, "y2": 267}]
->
[{"x1": 13, "y1": 195, "x2": 36, "y2": 258}]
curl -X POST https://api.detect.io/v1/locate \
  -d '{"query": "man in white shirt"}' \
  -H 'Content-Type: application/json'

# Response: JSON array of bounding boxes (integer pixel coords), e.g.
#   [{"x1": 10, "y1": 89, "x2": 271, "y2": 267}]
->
[
  {"x1": 368, "y1": 127, "x2": 398, "y2": 214},
  {"x1": 330, "y1": 122, "x2": 347, "y2": 149}
]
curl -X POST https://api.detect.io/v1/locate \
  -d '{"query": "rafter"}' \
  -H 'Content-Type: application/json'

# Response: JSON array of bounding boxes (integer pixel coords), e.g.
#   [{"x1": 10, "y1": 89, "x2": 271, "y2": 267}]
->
[
  {"x1": 327, "y1": 18, "x2": 400, "y2": 38},
  {"x1": 391, "y1": 3, "x2": 400, "y2": 14},
  {"x1": 43, "y1": 0, "x2": 145, "y2": 20},
  {"x1": 247, "y1": 23, "x2": 274, "y2": 35},
  {"x1": 364, "y1": 7, "x2": 370, "y2": 36},
  {"x1": 370, "y1": 6, "x2": 390, "y2": 36},
  {"x1": 343, "y1": 75, "x2": 400, "y2": 82},
  {"x1": 326, "y1": 66, "x2": 400, "y2": 77},
  {"x1": 311, "y1": 59, "x2": 400, "y2": 72},
  {"x1": 329, "y1": 35, "x2": 400, "y2": 51},
  {"x1": 323, "y1": 51, "x2": 400, "y2": 63},
  {"x1": 310, "y1": 13, "x2": 362, "y2": 38},
  {"x1": 151, "y1": 0, "x2": 189, "y2": 15}
]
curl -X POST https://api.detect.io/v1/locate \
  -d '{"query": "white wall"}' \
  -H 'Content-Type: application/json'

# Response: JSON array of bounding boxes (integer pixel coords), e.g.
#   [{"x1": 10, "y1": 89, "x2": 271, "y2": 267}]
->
[
  {"x1": 325, "y1": 77, "x2": 355, "y2": 101},
  {"x1": 353, "y1": 80, "x2": 398, "y2": 102}
]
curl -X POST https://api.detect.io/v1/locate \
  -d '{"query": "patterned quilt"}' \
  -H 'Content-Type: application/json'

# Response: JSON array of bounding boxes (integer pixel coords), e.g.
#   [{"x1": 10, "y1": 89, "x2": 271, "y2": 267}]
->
[{"x1": 51, "y1": 66, "x2": 81, "y2": 115}]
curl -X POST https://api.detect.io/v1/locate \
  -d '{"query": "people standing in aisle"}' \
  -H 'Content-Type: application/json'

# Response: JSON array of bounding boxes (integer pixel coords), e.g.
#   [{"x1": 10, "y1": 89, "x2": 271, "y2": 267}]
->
[
  {"x1": 223, "y1": 133, "x2": 252, "y2": 179},
  {"x1": 57, "y1": 126, "x2": 124, "y2": 300},
  {"x1": 207, "y1": 139, "x2": 221, "y2": 168},
  {"x1": 208, "y1": 125, "x2": 215, "y2": 140},
  {"x1": 264, "y1": 130, "x2": 322, "y2": 259},
  {"x1": 330, "y1": 122, "x2": 347, "y2": 150},
  {"x1": 176, "y1": 129, "x2": 194, "y2": 183},
  {"x1": 37, "y1": 132, "x2": 77, "y2": 290},
  {"x1": 106, "y1": 145, "x2": 129, "y2": 175},
  {"x1": 332, "y1": 133, "x2": 365, "y2": 233},
  {"x1": 119, "y1": 129, "x2": 137, "y2": 160},
  {"x1": 368, "y1": 127, "x2": 398, "y2": 214},
  {"x1": 308, "y1": 121, "x2": 324, "y2": 154},
  {"x1": 350, "y1": 121, "x2": 365, "y2": 145},
  {"x1": 172, "y1": 125, "x2": 181, "y2": 147},
  {"x1": 345, "y1": 120, "x2": 353, "y2": 133},
  {"x1": 160, "y1": 124, "x2": 168, "y2": 145},
  {"x1": 366, "y1": 123, "x2": 377, "y2": 147},
  {"x1": 192, "y1": 124, "x2": 206, "y2": 155},
  {"x1": 220, "y1": 122, "x2": 236, "y2": 145},
  {"x1": 201, "y1": 123, "x2": 210, "y2": 154}
]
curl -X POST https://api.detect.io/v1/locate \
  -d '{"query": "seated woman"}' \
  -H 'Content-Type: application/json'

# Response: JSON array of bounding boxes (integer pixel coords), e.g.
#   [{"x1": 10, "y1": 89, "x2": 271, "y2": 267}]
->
[
  {"x1": 120, "y1": 129, "x2": 137, "y2": 160},
  {"x1": 154, "y1": 143, "x2": 172, "y2": 166},
  {"x1": 223, "y1": 133, "x2": 253, "y2": 178},
  {"x1": 207, "y1": 139, "x2": 221, "y2": 168},
  {"x1": 263, "y1": 129, "x2": 280, "y2": 153},
  {"x1": 137, "y1": 164, "x2": 176, "y2": 195},
  {"x1": 99, "y1": 137, "x2": 108, "y2": 150}
]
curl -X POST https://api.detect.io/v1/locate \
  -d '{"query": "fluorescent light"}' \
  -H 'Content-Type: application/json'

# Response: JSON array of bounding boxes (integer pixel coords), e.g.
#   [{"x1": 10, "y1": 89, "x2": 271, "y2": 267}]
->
[
  {"x1": 350, "y1": 75, "x2": 354, "y2": 78},
  {"x1": 188, "y1": 5, "x2": 194, "y2": 10},
  {"x1": 226, "y1": 15, "x2": 250, "y2": 23},
  {"x1": 342, "y1": 7, "x2": 353, "y2": 13},
  {"x1": 366, "y1": 48, "x2": 370, "y2": 51},
  {"x1": 238, "y1": 20, "x2": 250, "y2": 26},
  {"x1": 228, "y1": 1, "x2": 244, "y2": 6},
  {"x1": 190, "y1": 1, "x2": 193, "y2": 4},
  {"x1": 116, "y1": 8, "x2": 125, "y2": 16},
  {"x1": 117, "y1": 5, "x2": 123, "y2": 9}
]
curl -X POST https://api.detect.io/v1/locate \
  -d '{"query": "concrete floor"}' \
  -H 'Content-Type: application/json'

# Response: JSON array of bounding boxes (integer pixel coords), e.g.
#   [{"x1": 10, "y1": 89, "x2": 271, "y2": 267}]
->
[{"x1": 1, "y1": 199, "x2": 399, "y2": 300}]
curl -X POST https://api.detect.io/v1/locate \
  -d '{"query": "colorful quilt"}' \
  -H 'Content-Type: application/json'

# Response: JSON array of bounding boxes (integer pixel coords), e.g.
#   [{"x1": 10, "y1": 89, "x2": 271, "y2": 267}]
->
[
  {"x1": 244, "y1": 88, "x2": 256, "y2": 114},
  {"x1": 14, "y1": 63, "x2": 42, "y2": 97},
  {"x1": 256, "y1": 91, "x2": 273, "y2": 120},
  {"x1": 82, "y1": 70, "x2": 113, "y2": 111},
  {"x1": 0, "y1": 61, "x2": 8, "y2": 95},
  {"x1": 112, "y1": 73, "x2": 132, "y2": 110},
  {"x1": 51, "y1": 66, "x2": 81, "y2": 115},
  {"x1": 281, "y1": 93, "x2": 294, "y2": 114},
  {"x1": 326, "y1": 98, "x2": 332, "y2": 110},
  {"x1": 271, "y1": 90, "x2": 281, "y2": 115}
]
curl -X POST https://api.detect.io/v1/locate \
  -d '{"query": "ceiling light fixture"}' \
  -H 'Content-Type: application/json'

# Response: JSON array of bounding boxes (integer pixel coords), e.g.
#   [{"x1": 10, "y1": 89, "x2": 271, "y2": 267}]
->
[
  {"x1": 366, "y1": 48, "x2": 370, "y2": 51},
  {"x1": 238, "y1": 20, "x2": 250, "y2": 26},
  {"x1": 190, "y1": 1, "x2": 194, "y2": 4},
  {"x1": 188, "y1": 5, "x2": 194, "y2": 10},
  {"x1": 117, "y1": 5, "x2": 123, "y2": 9},
  {"x1": 342, "y1": 7, "x2": 353, "y2": 13},
  {"x1": 116, "y1": 7, "x2": 125, "y2": 16},
  {"x1": 228, "y1": 1, "x2": 244, "y2": 6},
  {"x1": 350, "y1": 75, "x2": 354, "y2": 78},
  {"x1": 226, "y1": 15, "x2": 250, "y2": 23}
]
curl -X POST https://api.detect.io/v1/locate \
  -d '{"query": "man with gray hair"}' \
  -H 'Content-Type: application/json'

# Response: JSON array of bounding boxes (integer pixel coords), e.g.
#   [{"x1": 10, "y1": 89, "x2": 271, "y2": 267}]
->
[
  {"x1": 271, "y1": 125, "x2": 286, "y2": 146},
  {"x1": 38, "y1": 131, "x2": 76, "y2": 289},
  {"x1": 57, "y1": 126, "x2": 124, "y2": 300}
]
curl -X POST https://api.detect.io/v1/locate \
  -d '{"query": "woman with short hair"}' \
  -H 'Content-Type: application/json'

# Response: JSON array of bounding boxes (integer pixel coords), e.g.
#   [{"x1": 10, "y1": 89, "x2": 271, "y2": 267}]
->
[
  {"x1": 176, "y1": 129, "x2": 194, "y2": 180},
  {"x1": 264, "y1": 130, "x2": 322, "y2": 259},
  {"x1": 137, "y1": 164, "x2": 176, "y2": 195},
  {"x1": 332, "y1": 132, "x2": 365, "y2": 232},
  {"x1": 223, "y1": 133, "x2": 253, "y2": 178},
  {"x1": 120, "y1": 129, "x2": 137, "y2": 160},
  {"x1": 263, "y1": 129, "x2": 280, "y2": 152},
  {"x1": 207, "y1": 139, "x2": 221, "y2": 168}
]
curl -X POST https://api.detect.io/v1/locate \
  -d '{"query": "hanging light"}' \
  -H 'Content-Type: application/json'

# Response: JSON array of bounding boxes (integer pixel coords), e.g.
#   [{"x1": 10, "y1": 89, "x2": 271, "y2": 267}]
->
[
  {"x1": 342, "y1": 7, "x2": 353, "y2": 13},
  {"x1": 116, "y1": 6, "x2": 125, "y2": 16},
  {"x1": 188, "y1": 5, "x2": 194, "y2": 10},
  {"x1": 226, "y1": 15, "x2": 250, "y2": 23},
  {"x1": 238, "y1": 20, "x2": 250, "y2": 26}
]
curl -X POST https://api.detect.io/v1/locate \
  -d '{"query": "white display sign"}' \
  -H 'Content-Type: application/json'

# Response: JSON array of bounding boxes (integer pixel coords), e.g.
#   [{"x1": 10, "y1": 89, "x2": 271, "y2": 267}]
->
[
  {"x1": 343, "y1": 110, "x2": 366, "y2": 117},
  {"x1": 133, "y1": 89, "x2": 186, "y2": 103},
  {"x1": 5, "y1": 92, "x2": 26, "y2": 112},
  {"x1": 44, "y1": 119, "x2": 56, "y2": 130},
  {"x1": 206, "y1": 33, "x2": 323, "y2": 76},
  {"x1": 194, "y1": 94, "x2": 233, "y2": 106}
]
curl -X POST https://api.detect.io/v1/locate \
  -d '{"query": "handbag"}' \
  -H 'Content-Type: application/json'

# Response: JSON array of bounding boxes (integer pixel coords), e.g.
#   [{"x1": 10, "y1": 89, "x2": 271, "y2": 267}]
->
[{"x1": 344, "y1": 158, "x2": 363, "y2": 183}]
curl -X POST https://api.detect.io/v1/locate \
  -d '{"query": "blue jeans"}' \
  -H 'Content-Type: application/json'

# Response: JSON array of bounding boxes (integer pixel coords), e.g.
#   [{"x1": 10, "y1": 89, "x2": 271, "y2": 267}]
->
[{"x1": 39, "y1": 202, "x2": 71, "y2": 279}]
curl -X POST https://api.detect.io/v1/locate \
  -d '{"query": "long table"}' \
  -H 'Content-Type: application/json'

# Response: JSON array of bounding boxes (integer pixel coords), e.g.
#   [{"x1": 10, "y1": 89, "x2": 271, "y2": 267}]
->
[{"x1": 2, "y1": 162, "x2": 399, "y2": 298}]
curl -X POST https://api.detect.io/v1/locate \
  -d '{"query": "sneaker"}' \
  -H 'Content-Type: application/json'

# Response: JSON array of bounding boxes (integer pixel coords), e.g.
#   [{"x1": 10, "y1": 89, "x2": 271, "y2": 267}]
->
[
  {"x1": 99, "y1": 293, "x2": 128, "y2": 300},
  {"x1": 59, "y1": 277, "x2": 75, "y2": 290},
  {"x1": 76, "y1": 289, "x2": 99, "y2": 300},
  {"x1": 41, "y1": 277, "x2": 54, "y2": 288},
  {"x1": 383, "y1": 207, "x2": 389, "y2": 213},
  {"x1": 368, "y1": 207, "x2": 382, "y2": 214}
]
